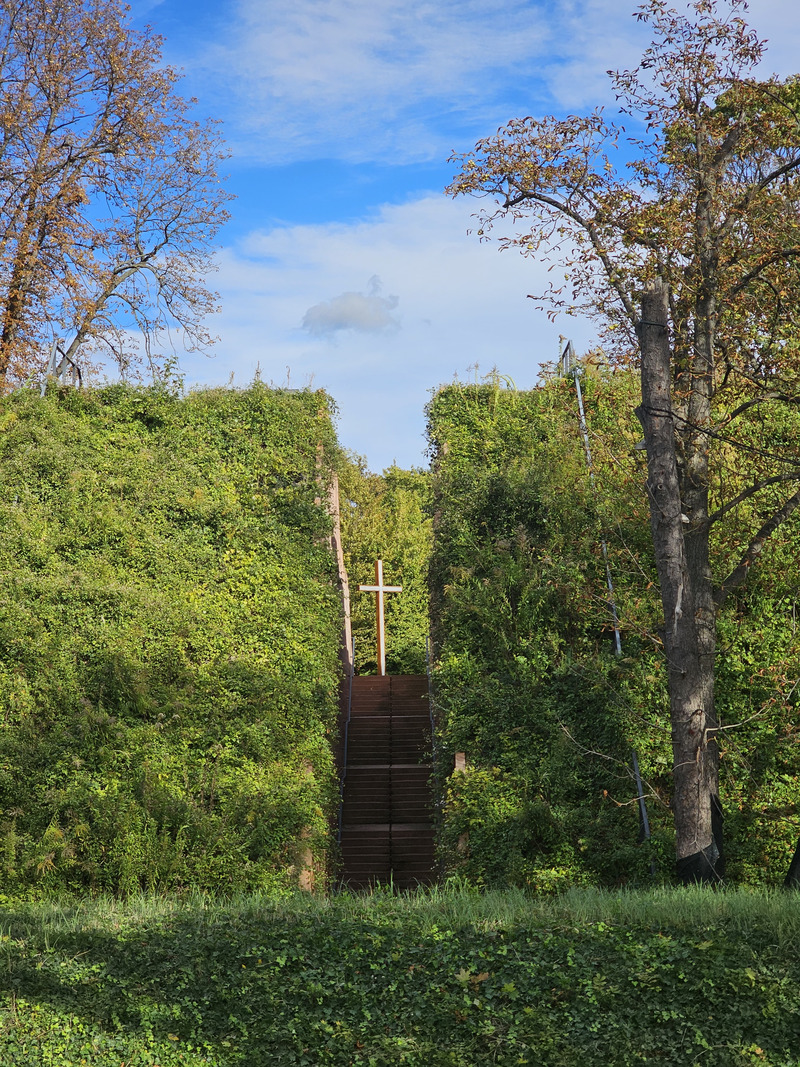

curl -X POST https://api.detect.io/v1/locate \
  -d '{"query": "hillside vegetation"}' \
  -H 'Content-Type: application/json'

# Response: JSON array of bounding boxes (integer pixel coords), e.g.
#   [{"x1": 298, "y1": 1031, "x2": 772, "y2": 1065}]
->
[
  {"x1": 428, "y1": 373, "x2": 800, "y2": 888},
  {"x1": 0, "y1": 384, "x2": 342, "y2": 895}
]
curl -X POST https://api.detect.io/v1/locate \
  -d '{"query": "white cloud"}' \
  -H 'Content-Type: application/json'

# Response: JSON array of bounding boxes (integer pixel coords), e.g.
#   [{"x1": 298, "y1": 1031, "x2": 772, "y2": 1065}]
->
[
  {"x1": 302, "y1": 276, "x2": 400, "y2": 337},
  {"x1": 196, "y1": 0, "x2": 552, "y2": 163},
  {"x1": 170, "y1": 0, "x2": 800, "y2": 472},
  {"x1": 182, "y1": 195, "x2": 597, "y2": 470}
]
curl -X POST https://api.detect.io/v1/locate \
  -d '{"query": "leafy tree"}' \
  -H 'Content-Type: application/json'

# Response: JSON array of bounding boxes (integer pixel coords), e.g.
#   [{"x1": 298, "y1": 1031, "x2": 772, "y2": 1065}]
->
[
  {"x1": 428, "y1": 375, "x2": 800, "y2": 888},
  {"x1": 448, "y1": 0, "x2": 800, "y2": 881},
  {"x1": 0, "y1": 0, "x2": 231, "y2": 387}
]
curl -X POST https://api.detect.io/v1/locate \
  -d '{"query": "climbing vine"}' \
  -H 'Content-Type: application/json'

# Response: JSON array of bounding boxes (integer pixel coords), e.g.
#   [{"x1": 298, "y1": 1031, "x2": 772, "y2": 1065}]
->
[
  {"x1": 428, "y1": 371, "x2": 800, "y2": 887},
  {"x1": 0, "y1": 383, "x2": 342, "y2": 894}
]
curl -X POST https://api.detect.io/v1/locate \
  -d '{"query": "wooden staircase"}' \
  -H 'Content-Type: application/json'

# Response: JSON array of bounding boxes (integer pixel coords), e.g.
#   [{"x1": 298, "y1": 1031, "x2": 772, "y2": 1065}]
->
[{"x1": 339, "y1": 675, "x2": 436, "y2": 890}]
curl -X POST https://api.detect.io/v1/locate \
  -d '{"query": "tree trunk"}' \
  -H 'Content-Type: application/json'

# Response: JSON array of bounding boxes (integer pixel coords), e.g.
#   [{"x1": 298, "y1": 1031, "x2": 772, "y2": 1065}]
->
[
  {"x1": 0, "y1": 188, "x2": 49, "y2": 386},
  {"x1": 785, "y1": 839, "x2": 800, "y2": 888},
  {"x1": 636, "y1": 277, "x2": 723, "y2": 883},
  {"x1": 681, "y1": 288, "x2": 724, "y2": 880}
]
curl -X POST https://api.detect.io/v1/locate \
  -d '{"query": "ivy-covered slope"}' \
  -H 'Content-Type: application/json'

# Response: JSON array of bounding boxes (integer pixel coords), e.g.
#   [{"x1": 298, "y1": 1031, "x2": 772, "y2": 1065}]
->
[
  {"x1": 428, "y1": 375, "x2": 800, "y2": 889},
  {"x1": 0, "y1": 384, "x2": 343, "y2": 895},
  {"x1": 339, "y1": 459, "x2": 432, "y2": 675},
  {"x1": 3, "y1": 889, "x2": 800, "y2": 1066}
]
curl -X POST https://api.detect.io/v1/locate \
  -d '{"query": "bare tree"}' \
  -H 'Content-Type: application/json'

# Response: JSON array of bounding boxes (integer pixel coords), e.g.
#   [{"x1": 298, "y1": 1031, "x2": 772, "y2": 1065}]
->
[
  {"x1": 0, "y1": 0, "x2": 232, "y2": 387},
  {"x1": 448, "y1": 0, "x2": 800, "y2": 881}
]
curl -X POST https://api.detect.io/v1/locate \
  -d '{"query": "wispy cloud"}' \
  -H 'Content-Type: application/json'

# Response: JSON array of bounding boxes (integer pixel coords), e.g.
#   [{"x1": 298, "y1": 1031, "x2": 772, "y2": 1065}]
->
[
  {"x1": 302, "y1": 276, "x2": 399, "y2": 338},
  {"x1": 180, "y1": 0, "x2": 800, "y2": 166},
  {"x1": 139, "y1": 0, "x2": 800, "y2": 473},
  {"x1": 201, "y1": 0, "x2": 556, "y2": 163}
]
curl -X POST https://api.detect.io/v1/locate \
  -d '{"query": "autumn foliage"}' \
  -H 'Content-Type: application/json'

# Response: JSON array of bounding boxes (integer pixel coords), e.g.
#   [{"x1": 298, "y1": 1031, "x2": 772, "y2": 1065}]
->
[{"x1": 0, "y1": 0, "x2": 231, "y2": 387}]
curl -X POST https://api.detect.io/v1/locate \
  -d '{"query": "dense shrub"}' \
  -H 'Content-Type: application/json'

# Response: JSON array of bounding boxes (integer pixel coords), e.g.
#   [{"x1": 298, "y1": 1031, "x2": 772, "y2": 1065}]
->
[
  {"x1": 428, "y1": 372, "x2": 800, "y2": 888},
  {"x1": 0, "y1": 384, "x2": 343, "y2": 894}
]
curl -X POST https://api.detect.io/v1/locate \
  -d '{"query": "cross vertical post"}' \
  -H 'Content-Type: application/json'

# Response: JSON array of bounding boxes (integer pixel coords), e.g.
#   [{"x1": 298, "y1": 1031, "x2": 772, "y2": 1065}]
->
[{"x1": 358, "y1": 559, "x2": 402, "y2": 676}]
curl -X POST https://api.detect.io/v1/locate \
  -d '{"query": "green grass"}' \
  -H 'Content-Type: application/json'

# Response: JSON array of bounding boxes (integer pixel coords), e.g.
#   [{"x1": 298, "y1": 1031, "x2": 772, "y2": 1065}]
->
[{"x1": 1, "y1": 886, "x2": 799, "y2": 1065}]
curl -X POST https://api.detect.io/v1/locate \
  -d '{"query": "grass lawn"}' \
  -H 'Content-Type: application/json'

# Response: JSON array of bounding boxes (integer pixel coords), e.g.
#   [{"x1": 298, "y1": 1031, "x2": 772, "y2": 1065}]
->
[{"x1": 1, "y1": 885, "x2": 799, "y2": 1065}]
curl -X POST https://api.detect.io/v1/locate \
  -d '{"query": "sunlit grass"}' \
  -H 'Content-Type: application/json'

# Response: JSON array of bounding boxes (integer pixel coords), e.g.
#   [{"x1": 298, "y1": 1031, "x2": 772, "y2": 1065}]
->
[{"x1": 3, "y1": 881, "x2": 799, "y2": 943}]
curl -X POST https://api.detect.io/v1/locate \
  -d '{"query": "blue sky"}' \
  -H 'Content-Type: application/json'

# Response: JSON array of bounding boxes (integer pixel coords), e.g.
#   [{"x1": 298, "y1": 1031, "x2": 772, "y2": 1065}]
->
[{"x1": 127, "y1": 0, "x2": 798, "y2": 471}]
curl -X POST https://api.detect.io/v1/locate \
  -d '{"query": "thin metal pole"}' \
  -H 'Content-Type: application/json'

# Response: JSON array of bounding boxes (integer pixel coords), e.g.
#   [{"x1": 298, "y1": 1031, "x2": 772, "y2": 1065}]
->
[
  {"x1": 632, "y1": 749, "x2": 657, "y2": 876},
  {"x1": 563, "y1": 341, "x2": 622, "y2": 657},
  {"x1": 631, "y1": 749, "x2": 651, "y2": 840},
  {"x1": 40, "y1": 339, "x2": 59, "y2": 397},
  {"x1": 563, "y1": 343, "x2": 653, "y2": 868}
]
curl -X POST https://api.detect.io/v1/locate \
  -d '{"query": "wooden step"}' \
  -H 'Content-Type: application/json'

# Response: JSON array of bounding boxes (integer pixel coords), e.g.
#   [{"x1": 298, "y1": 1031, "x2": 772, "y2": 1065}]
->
[
  {"x1": 339, "y1": 825, "x2": 436, "y2": 889},
  {"x1": 339, "y1": 674, "x2": 435, "y2": 889}
]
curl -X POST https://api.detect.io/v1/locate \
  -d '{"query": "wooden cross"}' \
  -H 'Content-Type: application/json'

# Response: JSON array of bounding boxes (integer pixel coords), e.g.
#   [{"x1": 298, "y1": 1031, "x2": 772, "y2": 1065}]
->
[{"x1": 359, "y1": 559, "x2": 402, "y2": 676}]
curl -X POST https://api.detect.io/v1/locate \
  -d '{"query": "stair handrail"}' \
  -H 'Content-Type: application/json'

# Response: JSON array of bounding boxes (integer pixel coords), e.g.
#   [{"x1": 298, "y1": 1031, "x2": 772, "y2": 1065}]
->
[
  {"x1": 336, "y1": 634, "x2": 356, "y2": 848},
  {"x1": 425, "y1": 635, "x2": 443, "y2": 859}
]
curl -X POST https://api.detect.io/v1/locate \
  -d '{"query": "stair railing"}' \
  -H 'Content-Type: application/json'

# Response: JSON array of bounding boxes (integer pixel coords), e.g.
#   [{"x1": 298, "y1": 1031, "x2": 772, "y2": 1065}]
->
[
  {"x1": 336, "y1": 634, "x2": 356, "y2": 848},
  {"x1": 425, "y1": 635, "x2": 443, "y2": 881}
]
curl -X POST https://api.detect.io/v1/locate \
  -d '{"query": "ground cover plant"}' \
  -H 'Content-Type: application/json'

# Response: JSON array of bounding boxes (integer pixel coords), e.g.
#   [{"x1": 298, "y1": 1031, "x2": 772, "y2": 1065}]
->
[
  {"x1": 0, "y1": 383, "x2": 343, "y2": 894},
  {"x1": 427, "y1": 375, "x2": 800, "y2": 889},
  {"x1": 0, "y1": 886, "x2": 798, "y2": 1065}
]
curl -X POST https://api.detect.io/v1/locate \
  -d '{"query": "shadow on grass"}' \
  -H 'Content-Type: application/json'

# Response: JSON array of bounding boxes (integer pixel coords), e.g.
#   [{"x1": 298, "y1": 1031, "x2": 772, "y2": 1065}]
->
[{"x1": 2, "y1": 893, "x2": 800, "y2": 1066}]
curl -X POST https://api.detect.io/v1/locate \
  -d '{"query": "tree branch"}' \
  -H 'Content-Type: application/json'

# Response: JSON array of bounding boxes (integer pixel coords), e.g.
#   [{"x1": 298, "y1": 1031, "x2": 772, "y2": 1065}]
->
[
  {"x1": 723, "y1": 154, "x2": 800, "y2": 240},
  {"x1": 714, "y1": 487, "x2": 800, "y2": 607},
  {"x1": 708, "y1": 470, "x2": 800, "y2": 526},
  {"x1": 729, "y1": 247, "x2": 800, "y2": 297},
  {"x1": 501, "y1": 182, "x2": 641, "y2": 322},
  {"x1": 723, "y1": 392, "x2": 800, "y2": 424}
]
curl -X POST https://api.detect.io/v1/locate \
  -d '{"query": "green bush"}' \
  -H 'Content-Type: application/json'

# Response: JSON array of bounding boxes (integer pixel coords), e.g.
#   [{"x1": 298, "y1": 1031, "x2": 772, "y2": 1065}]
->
[{"x1": 0, "y1": 384, "x2": 343, "y2": 894}]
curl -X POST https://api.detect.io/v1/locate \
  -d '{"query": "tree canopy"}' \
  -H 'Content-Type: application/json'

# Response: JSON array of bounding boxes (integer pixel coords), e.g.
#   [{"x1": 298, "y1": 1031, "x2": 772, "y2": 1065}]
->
[{"x1": 0, "y1": 0, "x2": 232, "y2": 388}]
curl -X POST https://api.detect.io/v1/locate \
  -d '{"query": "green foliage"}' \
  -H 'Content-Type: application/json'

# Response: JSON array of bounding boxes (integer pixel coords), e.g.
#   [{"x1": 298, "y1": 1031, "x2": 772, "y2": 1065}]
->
[
  {"x1": 428, "y1": 376, "x2": 657, "y2": 888},
  {"x1": 0, "y1": 384, "x2": 343, "y2": 894},
  {"x1": 339, "y1": 458, "x2": 432, "y2": 674},
  {"x1": 428, "y1": 372, "x2": 800, "y2": 888},
  {"x1": 1, "y1": 888, "x2": 799, "y2": 1065}
]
